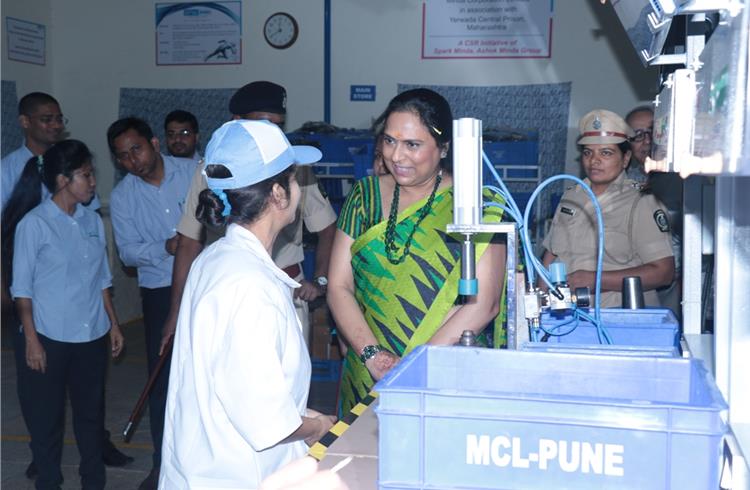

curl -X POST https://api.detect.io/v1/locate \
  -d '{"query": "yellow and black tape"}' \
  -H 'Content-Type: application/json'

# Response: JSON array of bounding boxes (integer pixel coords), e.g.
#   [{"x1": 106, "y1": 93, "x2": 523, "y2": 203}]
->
[{"x1": 308, "y1": 391, "x2": 378, "y2": 461}]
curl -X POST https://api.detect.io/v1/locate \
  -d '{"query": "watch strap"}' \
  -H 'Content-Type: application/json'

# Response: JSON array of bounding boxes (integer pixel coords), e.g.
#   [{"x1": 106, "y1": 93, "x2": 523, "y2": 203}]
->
[{"x1": 360, "y1": 344, "x2": 384, "y2": 363}]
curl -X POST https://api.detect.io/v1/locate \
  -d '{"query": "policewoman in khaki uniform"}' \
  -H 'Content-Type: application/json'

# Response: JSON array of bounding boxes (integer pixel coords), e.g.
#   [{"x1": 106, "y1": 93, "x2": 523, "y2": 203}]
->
[{"x1": 542, "y1": 109, "x2": 675, "y2": 308}]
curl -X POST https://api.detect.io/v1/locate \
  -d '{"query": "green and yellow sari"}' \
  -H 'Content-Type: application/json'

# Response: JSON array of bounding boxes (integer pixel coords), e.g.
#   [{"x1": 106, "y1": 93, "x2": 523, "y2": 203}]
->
[{"x1": 336, "y1": 176, "x2": 505, "y2": 415}]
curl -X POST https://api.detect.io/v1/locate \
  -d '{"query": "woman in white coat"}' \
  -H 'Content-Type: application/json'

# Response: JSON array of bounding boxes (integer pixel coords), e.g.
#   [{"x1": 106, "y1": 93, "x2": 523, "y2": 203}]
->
[{"x1": 159, "y1": 120, "x2": 336, "y2": 489}]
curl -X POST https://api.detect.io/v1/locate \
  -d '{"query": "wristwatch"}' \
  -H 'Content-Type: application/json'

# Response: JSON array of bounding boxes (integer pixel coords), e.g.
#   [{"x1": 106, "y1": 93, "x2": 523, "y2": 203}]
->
[
  {"x1": 315, "y1": 276, "x2": 328, "y2": 287},
  {"x1": 360, "y1": 344, "x2": 384, "y2": 363}
]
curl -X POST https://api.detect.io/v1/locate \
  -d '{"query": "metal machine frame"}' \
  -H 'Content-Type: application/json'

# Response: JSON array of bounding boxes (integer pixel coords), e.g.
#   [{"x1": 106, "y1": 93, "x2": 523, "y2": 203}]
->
[{"x1": 611, "y1": 1, "x2": 750, "y2": 486}]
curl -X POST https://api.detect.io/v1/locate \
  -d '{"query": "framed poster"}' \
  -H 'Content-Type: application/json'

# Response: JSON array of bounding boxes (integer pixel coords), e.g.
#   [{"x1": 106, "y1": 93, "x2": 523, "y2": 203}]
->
[
  {"x1": 156, "y1": 2, "x2": 241, "y2": 65},
  {"x1": 6, "y1": 17, "x2": 46, "y2": 65},
  {"x1": 422, "y1": 0, "x2": 553, "y2": 59}
]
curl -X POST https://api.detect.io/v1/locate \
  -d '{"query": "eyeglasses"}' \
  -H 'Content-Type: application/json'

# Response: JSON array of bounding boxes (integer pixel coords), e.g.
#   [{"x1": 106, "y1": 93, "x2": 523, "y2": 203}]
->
[
  {"x1": 30, "y1": 114, "x2": 68, "y2": 125},
  {"x1": 630, "y1": 129, "x2": 652, "y2": 142},
  {"x1": 115, "y1": 144, "x2": 146, "y2": 163},
  {"x1": 166, "y1": 129, "x2": 195, "y2": 139}
]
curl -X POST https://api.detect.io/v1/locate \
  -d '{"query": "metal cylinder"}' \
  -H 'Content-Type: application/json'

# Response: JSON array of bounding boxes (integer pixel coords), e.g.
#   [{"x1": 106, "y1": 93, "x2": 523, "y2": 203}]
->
[
  {"x1": 622, "y1": 276, "x2": 645, "y2": 309},
  {"x1": 456, "y1": 330, "x2": 477, "y2": 346},
  {"x1": 459, "y1": 236, "x2": 477, "y2": 295},
  {"x1": 452, "y1": 118, "x2": 483, "y2": 226}
]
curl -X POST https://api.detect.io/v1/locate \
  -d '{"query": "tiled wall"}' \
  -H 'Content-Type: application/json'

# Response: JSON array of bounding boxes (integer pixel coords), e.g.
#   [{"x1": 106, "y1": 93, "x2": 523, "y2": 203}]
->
[{"x1": 400, "y1": 82, "x2": 571, "y2": 220}]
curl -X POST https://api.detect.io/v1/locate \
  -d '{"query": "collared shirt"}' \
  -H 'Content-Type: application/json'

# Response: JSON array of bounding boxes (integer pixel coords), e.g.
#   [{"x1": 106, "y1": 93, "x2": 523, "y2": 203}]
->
[
  {"x1": 169, "y1": 151, "x2": 202, "y2": 164},
  {"x1": 188, "y1": 151, "x2": 202, "y2": 163},
  {"x1": 626, "y1": 161, "x2": 648, "y2": 183},
  {"x1": 10, "y1": 199, "x2": 112, "y2": 342},
  {"x1": 110, "y1": 154, "x2": 194, "y2": 288},
  {"x1": 542, "y1": 171, "x2": 673, "y2": 307},
  {"x1": 272, "y1": 166, "x2": 337, "y2": 268},
  {"x1": 160, "y1": 224, "x2": 310, "y2": 489},
  {"x1": 1, "y1": 144, "x2": 102, "y2": 212},
  {"x1": 176, "y1": 164, "x2": 337, "y2": 268},
  {"x1": 1, "y1": 145, "x2": 32, "y2": 210}
]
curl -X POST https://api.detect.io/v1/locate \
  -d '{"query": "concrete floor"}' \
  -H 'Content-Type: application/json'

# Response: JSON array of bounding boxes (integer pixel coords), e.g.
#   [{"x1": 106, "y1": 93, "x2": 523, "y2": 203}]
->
[{"x1": 1, "y1": 319, "x2": 339, "y2": 489}]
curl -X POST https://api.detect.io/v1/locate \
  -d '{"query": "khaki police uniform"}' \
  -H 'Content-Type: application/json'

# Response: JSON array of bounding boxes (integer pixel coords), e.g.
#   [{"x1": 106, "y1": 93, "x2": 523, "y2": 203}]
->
[
  {"x1": 176, "y1": 163, "x2": 337, "y2": 345},
  {"x1": 542, "y1": 171, "x2": 673, "y2": 308}
]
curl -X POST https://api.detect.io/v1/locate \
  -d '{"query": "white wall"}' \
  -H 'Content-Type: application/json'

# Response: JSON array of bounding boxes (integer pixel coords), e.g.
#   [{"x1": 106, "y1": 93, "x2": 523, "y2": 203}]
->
[
  {"x1": 330, "y1": 0, "x2": 658, "y2": 173},
  {"x1": 2, "y1": 0, "x2": 658, "y2": 194},
  {"x1": 1, "y1": 0, "x2": 53, "y2": 96},
  {"x1": 49, "y1": 0, "x2": 326, "y2": 200}
]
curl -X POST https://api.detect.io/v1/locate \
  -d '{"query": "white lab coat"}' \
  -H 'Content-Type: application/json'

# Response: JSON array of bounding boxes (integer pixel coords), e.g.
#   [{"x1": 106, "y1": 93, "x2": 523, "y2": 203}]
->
[{"x1": 159, "y1": 224, "x2": 311, "y2": 489}]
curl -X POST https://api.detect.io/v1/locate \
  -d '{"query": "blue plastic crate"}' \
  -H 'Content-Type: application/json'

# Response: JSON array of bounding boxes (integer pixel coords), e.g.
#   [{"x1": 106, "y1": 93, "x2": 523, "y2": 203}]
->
[
  {"x1": 326, "y1": 137, "x2": 373, "y2": 163},
  {"x1": 505, "y1": 167, "x2": 540, "y2": 180},
  {"x1": 484, "y1": 140, "x2": 539, "y2": 166},
  {"x1": 315, "y1": 174, "x2": 352, "y2": 200},
  {"x1": 288, "y1": 132, "x2": 374, "y2": 163},
  {"x1": 538, "y1": 308, "x2": 680, "y2": 350},
  {"x1": 520, "y1": 341, "x2": 680, "y2": 358},
  {"x1": 374, "y1": 345, "x2": 727, "y2": 490},
  {"x1": 311, "y1": 359, "x2": 341, "y2": 382},
  {"x1": 352, "y1": 143, "x2": 375, "y2": 180},
  {"x1": 511, "y1": 191, "x2": 532, "y2": 212},
  {"x1": 315, "y1": 162, "x2": 354, "y2": 176}
]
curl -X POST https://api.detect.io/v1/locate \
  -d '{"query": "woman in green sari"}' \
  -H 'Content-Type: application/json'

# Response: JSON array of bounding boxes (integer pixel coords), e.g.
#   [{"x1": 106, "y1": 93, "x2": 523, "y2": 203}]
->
[{"x1": 327, "y1": 89, "x2": 507, "y2": 415}]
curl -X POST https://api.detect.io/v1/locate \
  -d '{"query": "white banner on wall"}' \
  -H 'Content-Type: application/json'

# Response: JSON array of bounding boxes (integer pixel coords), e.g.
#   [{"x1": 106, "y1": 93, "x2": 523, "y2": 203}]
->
[
  {"x1": 155, "y1": 2, "x2": 241, "y2": 66},
  {"x1": 6, "y1": 17, "x2": 46, "y2": 66},
  {"x1": 422, "y1": 0, "x2": 553, "y2": 59}
]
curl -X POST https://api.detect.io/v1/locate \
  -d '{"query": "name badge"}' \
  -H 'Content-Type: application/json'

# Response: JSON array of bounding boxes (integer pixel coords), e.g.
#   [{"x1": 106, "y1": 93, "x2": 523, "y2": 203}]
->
[{"x1": 560, "y1": 206, "x2": 576, "y2": 216}]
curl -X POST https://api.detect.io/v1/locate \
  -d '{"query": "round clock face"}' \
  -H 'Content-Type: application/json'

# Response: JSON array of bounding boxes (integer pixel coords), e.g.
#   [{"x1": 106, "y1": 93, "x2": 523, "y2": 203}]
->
[{"x1": 264, "y1": 12, "x2": 299, "y2": 50}]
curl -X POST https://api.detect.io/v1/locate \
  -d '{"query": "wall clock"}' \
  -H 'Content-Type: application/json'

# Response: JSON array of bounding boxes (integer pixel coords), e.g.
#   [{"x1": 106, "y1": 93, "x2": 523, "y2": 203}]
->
[{"x1": 263, "y1": 12, "x2": 299, "y2": 50}]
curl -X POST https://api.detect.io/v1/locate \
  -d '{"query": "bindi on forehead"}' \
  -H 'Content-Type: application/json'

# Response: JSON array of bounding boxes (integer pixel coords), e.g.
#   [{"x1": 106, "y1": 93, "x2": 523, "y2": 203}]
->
[{"x1": 385, "y1": 118, "x2": 429, "y2": 141}]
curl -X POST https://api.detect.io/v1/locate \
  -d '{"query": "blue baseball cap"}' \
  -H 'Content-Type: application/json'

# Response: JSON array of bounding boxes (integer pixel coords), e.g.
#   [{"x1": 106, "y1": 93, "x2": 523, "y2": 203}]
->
[{"x1": 203, "y1": 119, "x2": 322, "y2": 190}]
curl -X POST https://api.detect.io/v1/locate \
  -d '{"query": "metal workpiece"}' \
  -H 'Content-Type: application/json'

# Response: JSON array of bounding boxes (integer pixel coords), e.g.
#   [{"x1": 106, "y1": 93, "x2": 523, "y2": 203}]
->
[
  {"x1": 548, "y1": 285, "x2": 573, "y2": 311},
  {"x1": 523, "y1": 289, "x2": 543, "y2": 322},
  {"x1": 456, "y1": 330, "x2": 477, "y2": 347}
]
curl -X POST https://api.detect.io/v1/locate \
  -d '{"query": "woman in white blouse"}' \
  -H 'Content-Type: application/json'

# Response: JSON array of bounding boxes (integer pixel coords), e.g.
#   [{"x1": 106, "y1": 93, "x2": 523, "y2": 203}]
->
[{"x1": 160, "y1": 120, "x2": 336, "y2": 489}]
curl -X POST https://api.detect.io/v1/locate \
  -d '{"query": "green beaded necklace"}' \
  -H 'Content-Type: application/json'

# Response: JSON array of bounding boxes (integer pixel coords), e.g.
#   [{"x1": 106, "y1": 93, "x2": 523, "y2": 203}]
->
[{"x1": 384, "y1": 170, "x2": 443, "y2": 264}]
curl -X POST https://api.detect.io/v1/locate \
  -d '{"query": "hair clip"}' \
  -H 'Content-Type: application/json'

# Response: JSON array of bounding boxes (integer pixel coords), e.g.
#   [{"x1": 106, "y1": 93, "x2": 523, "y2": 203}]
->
[
  {"x1": 431, "y1": 126, "x2": 442, "y2": 136},
  {"x1": 212, "y1": 188, "x2": 232, "y2": 217}
]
